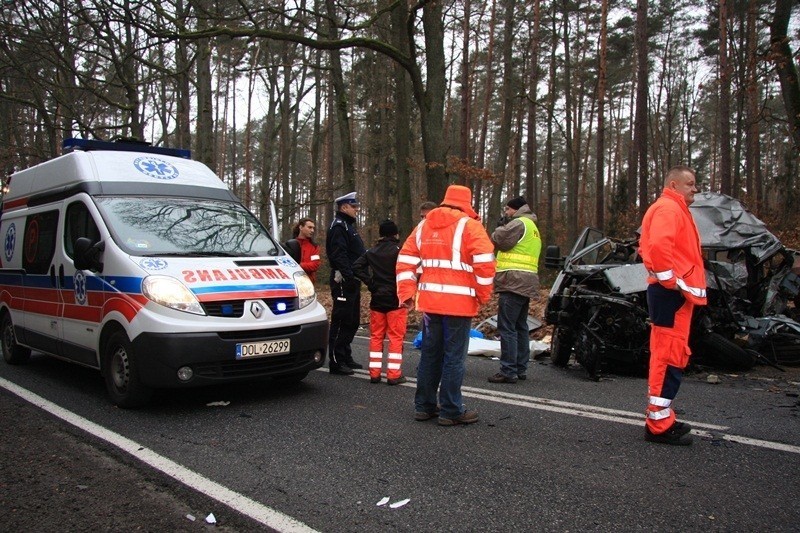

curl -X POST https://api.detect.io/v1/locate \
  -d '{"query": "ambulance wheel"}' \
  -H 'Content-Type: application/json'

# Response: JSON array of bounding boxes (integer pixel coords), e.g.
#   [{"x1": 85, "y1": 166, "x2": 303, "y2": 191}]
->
[
  {"x1": 1, "y1": 313, "x2": 30, "y2": 365},
  {"x1": 103, "y1": 331, "x2": 153, "y2": 408}
]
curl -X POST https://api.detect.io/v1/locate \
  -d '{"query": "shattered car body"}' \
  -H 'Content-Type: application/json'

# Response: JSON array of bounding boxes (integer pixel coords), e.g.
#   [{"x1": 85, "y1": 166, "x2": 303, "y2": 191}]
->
[{"x1": 544, "y1": 192, "x2": 800, "y2": 379}]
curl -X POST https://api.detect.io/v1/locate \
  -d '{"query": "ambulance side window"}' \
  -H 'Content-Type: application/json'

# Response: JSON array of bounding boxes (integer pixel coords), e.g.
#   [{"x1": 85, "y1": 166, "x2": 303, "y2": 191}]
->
[
  {"x1": 23, "y1": 210, "x2": 59, "y2": 275},
  {"x1": 64, "y1": 202, "x2": 101, "y2": 259}
]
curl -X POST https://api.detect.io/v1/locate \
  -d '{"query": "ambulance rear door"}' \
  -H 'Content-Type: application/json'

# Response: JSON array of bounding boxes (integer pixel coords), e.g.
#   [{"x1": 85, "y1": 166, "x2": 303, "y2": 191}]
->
[{"x1": 19, "y1": 207, "x2": 65, "y2": 357}]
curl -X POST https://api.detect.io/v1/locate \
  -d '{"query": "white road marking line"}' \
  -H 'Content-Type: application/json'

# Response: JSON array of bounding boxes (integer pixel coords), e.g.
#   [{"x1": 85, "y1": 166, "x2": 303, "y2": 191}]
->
[
  {"x1": 318, "y1": 368, "x2": 800, "y2": 454},
  {"x1": 0, "y1": 377, "x2": 319, "y2": 533}
]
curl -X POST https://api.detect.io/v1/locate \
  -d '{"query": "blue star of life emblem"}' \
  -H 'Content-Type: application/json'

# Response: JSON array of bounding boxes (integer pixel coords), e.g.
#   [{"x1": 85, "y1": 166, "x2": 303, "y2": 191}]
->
[
  {"x1": 133, "y1": 157, "x2": 179, "y2": 180},
  {"x1": 74, "y1": 270, "x2": 87, "y2": 305},
  {"x1": 139, "y1": 258, "x2": 168, "y2": 270},
  {"x1": 4, "y1": 223, "x2": 15, "y2": 262}
]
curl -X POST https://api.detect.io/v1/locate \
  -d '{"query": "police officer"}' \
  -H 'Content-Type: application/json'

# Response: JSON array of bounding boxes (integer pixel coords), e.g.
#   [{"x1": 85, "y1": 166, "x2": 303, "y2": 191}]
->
[{"x1": 326, "y1": 192, "x2": 367, "y2": 375}]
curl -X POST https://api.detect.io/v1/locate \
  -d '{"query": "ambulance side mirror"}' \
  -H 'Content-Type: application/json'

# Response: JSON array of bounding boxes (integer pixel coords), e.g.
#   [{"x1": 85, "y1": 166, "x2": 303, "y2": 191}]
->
[{"x1": 74, "y1": 237, "x2": 105, "y2": 273}]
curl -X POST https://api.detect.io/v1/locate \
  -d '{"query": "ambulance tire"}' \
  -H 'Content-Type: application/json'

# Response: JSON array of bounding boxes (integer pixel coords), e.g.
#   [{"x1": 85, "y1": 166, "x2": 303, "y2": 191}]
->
[
  {"x1": 1, "y1": 313, "x2": 31, "y2": 365},
  {"x1": 103, "y1": 331, "x2": 153, "y2": 408}
]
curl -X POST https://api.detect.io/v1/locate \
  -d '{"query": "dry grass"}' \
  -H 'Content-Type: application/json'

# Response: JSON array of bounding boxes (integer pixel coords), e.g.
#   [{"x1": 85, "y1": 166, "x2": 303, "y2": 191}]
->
[{"x1": 314, "y1": 284, "x2": 551, "y2": 339}]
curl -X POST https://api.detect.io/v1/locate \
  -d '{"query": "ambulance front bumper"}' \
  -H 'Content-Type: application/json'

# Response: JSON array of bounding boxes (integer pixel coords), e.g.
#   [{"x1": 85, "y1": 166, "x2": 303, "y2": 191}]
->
[{"x1": 132, "y1": 319, "x2": 329, "y2": 387}]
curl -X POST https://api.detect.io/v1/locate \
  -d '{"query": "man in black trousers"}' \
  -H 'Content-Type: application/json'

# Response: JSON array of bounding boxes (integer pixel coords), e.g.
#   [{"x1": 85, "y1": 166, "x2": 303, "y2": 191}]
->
[{"x1": 326, "y1": 192, "x2": 366, "y2": 375}]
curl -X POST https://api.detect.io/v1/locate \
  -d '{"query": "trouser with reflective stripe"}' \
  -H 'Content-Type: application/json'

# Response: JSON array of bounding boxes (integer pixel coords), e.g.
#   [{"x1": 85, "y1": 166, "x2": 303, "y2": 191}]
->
[
  {"x1": 368, "y1": 307, "x2": 408, "y2": 380},
  {"x1": 646, "y1": 284, "x2": 695, "y2": 434}
]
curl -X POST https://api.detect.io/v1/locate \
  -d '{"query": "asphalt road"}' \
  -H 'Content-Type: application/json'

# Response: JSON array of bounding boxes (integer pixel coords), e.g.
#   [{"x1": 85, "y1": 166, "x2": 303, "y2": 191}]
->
[{"x1": 1, "y1": 332, "x2": 799, "y2": 532}]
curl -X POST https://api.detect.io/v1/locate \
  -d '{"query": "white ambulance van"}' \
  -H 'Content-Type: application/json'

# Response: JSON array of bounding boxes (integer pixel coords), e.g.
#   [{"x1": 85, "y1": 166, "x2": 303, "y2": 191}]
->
[{"x1": 0, "y1": 138, "x2": 328, "y2": 407}]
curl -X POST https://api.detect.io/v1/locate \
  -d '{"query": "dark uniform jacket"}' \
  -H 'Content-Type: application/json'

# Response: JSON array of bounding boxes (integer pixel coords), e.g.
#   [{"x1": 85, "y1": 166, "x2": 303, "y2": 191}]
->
[
  {"x1": 326, "y1": 210, "x2": 366, "y2": 285},
  {"x1": 352, "y1": 237, "x2": 401, "y2": 312}
]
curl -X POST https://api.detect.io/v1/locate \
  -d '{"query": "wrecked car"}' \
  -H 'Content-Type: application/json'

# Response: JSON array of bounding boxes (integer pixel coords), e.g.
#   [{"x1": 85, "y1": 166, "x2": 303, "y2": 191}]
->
[{"x1": 544, "y1": 192, "x2": 800, "y2": 379}]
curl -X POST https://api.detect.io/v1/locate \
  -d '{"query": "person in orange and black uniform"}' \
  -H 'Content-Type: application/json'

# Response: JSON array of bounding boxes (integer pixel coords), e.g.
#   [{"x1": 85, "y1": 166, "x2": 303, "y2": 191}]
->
[
  {"x1": 326, "y1": 192, "x2": 366, "y2": 375},
  {"x1": 639, "y1": 165, "x2": 707, "y2": 446},
  {"x1": 353, "y1": 220, "x2": 408, "y2": 385}
]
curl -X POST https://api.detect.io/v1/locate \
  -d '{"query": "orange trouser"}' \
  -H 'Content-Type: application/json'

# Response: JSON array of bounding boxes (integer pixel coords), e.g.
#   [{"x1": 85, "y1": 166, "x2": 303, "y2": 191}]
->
[
  {"x1": 646, "y1": 289, "x2": 695, "y2": 434},
  {"x1": 368, "y1": 307, "x2": 408, "y2": 379}
]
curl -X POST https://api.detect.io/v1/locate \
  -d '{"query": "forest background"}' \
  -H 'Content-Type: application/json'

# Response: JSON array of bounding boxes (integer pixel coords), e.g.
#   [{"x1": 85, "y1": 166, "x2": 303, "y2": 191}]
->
[{"x1": 1, "y1": 0, "x2": 799, "y2": 254}]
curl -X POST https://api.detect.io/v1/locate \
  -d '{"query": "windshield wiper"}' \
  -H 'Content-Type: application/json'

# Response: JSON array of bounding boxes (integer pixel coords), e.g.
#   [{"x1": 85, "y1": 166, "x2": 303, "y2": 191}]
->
[{"x1": 147, "y1": 251, "x2": 241, "y2": 258}]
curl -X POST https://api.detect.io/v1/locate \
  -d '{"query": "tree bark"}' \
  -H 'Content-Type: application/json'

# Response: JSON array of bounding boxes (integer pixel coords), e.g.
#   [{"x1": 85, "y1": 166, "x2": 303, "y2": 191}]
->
[
  {"x1": 324, "y1": 0, "x2": 355, "y2": 192},
  {"x1": 563, "y1": 0, "x2": 578, "y2": 245},
  {"x1": 392, "y1": 0, "x2": 413, "y2": 235},
  {"x1": 719, "y1": 0, "x2": 732, "y2": 195},
  {"x1": 595, "y1": 0, "x2": 608, "y2": 230},
  {"x1": 488, "y1": 0, "x2": 516, "y2": 232},
  {"x1": 770, "y1": 0, "x2": 800, "y2": 152},
  {"x1": 525, "y1": 0, "x2": 541, "y2": 211},
  {"x1": 745, "y1": 0, "x2": 761, "y2": 206},
  {"x1": 634, "y1": 0, "x2": 648, "y2": 215}
]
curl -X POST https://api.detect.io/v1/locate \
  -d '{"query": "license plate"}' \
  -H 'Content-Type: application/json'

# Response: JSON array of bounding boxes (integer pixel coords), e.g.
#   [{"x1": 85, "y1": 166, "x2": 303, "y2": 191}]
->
[{"x1": 236, "y1": 338, "x2": 291, "y2": 359}]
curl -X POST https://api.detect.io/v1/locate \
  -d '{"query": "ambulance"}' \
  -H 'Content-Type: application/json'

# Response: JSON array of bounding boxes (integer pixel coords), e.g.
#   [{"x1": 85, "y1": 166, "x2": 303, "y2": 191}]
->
[{"x1": 0, "y1": 138, "x2": 328, "y2": 407}]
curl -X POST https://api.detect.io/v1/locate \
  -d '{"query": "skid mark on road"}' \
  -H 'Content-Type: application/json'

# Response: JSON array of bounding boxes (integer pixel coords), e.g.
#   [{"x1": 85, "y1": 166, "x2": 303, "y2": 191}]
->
[
  {"x1": 0, "y1": 377, "x2": 319, "y2": 533},
  {"x1": 320, "y1": 368, "x2": 800, "y2": 455}
]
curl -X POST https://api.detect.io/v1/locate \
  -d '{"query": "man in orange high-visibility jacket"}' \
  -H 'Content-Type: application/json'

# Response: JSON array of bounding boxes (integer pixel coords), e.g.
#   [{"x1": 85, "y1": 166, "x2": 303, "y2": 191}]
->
[
  {"x1": 397, "y1": 185, "x2": 495, "y2": 426},
  {"x1": 638, "y1": 165, "x2": 707, "y2": 446}
]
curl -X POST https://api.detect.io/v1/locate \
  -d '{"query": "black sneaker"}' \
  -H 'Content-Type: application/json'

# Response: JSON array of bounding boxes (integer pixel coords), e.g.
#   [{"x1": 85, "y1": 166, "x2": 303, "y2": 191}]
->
[
  {"x1": 370, "y1": 376, "x2": 382, "y2": 384},
  {"x1": 488, "y1": 373, "x2": 517, "y2": 384},
  {"x1": 517, "y1": 374, "x2": 527, "y2": 381},
  {"x1": 329, "y1": 365, "x2": 354, "y2": 376},
  {"x1": 645, "y1": 424, "x2": 693, "y2": 446},
  {"x1": 345, "y1": 361, "x2": 364, "y2": 370},
  {"x1": 672, "y1": 421, "x2": 692, "y2": 436},
  {"x1": 387, "y1": 376, "x2": 407, "y2": 386}
]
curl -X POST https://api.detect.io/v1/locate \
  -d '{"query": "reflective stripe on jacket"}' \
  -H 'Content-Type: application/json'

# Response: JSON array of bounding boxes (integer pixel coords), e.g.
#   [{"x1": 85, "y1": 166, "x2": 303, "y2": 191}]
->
[
  {"x1": 396, "y1": 206, "x2": 495, "y2": 317},
  {"x1": 639, "y1": 188, "x2": 707, "y2": 306}
]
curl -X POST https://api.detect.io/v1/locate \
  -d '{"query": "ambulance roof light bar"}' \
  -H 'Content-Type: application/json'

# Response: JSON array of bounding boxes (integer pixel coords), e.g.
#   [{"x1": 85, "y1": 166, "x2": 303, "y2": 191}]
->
[{"x1": 63, "y1": 138, "x2": 191, "y2": 159}]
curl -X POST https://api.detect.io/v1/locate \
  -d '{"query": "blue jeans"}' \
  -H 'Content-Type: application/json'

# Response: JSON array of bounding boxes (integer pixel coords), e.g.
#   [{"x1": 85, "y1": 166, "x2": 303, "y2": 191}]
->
[
  {"x1": 415, "y1": 313, "x2": 471, "y2": 419},
  {"x1": 497, "y1": 291, "x2": 531, "y2": 378}
]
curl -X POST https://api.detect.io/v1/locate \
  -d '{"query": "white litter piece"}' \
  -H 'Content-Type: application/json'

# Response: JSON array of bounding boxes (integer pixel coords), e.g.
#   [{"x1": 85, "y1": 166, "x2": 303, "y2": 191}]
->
[
  {"x1": 389, "y1": 498, "x2": 410, "y2": 509},
  {"x1": 376, "y1": 496, "x2": 390, "y2": 506},
  {"x1": 186, "y1": 514, "x2": 196, "y2": 522},
  {"x1": 206, "y1": 401, "x2": 230, "y2": 407},
  {"x1": 467, "y1": 338, "x2": 549, "y2": 357},
  {"x1": 206, "y1": 512, "x2": 217, "y2": 524}
]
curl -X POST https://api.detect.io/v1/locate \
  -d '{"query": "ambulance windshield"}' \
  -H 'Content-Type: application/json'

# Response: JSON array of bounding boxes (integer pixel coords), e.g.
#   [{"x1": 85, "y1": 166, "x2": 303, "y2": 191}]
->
[{"x1": 94, "y1": 197, "x2": 280, "y2": 257}]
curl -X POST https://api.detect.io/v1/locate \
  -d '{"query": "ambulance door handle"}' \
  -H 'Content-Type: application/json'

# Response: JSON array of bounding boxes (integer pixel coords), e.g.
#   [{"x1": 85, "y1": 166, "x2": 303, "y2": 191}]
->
[
  {"x1": 58, "y1": 264, "x2": 65, "y2": 287},
  {"x1": 49, "y1": 265, "x2": 56, "y2": 287}
]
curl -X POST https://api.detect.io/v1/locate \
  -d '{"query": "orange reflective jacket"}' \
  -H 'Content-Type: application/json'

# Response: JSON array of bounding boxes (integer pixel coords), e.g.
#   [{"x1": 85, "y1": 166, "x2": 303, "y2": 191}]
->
[
  {"x1": 396, "y1": 207, "x2": 495, "y2": 317},
  {"x1": 639, "y1": 188, "x2": 707, "y2": 306}
]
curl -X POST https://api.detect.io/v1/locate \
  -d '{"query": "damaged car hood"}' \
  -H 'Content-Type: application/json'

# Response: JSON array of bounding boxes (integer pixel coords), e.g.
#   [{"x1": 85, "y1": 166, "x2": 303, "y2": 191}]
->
[{"x1": 690, "y1": 192, "x2": 783, "y2": 263}]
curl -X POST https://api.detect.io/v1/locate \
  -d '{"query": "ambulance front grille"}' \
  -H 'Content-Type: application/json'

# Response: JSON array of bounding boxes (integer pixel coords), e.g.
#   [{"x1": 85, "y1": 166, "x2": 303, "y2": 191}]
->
[
  {"x1": 202, "y1": 301, "x2": 245, "y2": 317},
  {"x1": 193, "y1": 350, "x2": 318, "y2": 378},
  {"x1": 202, "y1": 297, "x2": 298, "y2": 318}
]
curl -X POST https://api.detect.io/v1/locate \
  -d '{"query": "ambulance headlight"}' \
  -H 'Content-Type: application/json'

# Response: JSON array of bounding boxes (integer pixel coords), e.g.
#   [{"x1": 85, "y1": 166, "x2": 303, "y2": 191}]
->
[
  {"x1": 293, "y1": 271, "x2": 316, "y2": 309},
  {"x1": 142, "y1": 276, "x2": 205, "y2": 315}
]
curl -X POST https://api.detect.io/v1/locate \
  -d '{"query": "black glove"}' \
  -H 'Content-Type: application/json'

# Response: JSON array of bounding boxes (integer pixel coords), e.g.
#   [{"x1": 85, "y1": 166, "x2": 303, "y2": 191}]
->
[{"x1": 497, "y1": 215, "x2": 510, "y2": 227}]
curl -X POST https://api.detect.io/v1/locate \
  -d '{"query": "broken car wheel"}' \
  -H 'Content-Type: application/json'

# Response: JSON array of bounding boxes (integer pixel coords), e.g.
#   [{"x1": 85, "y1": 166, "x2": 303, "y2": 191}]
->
[
  {"x1": 550, "y1": 327, "x2": 574, "y2": 367},
  {"x1": 691, "y1": 332, "x2": 754, "y2": 371}
]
